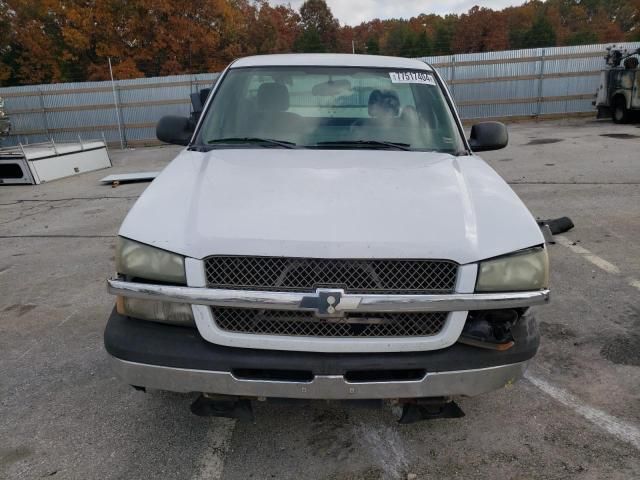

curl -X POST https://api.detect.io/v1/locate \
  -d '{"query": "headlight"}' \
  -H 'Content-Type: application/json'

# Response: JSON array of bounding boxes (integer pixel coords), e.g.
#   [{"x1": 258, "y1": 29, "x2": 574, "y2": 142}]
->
[
  {"x1": 476, "y1": 247, "x2": 549, "y2": 292},
  {"x1": 116, "y1": 237, "x2": 186, "y2": 284},
  {"x1": 116, "y1": 296, "x2": 195, "y2": 326},
  {"x1": 115, "y1": 237, "x2": 193, "y2": 325}
]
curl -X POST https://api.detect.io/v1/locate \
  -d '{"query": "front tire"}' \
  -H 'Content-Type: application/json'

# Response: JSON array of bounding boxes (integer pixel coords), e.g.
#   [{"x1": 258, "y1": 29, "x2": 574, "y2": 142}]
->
[{"x1": 612, "y1": 97, "x2": 630, "y2": 124}]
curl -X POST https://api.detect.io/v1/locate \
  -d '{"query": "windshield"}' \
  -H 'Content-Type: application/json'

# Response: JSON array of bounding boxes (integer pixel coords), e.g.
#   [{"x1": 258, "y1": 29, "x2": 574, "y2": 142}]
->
[{"x1": 195, "y1": 66, "x2": 465, "y2": 153}]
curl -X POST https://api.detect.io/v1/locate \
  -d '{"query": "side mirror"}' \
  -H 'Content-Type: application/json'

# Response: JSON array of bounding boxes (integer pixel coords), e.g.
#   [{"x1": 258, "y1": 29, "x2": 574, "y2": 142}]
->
[
  {"x1": 468, "y1": 121, "x2": 508, "y2": 152},
  {"x1": 156, "y1": 116, "x2": 194, "y2": 146}
]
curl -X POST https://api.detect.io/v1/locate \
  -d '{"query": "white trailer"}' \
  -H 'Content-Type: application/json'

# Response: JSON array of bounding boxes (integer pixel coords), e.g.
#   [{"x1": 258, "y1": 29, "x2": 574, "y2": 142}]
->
[{"x1": 0, "y1": 139, "x2": 111, "y2": 185}]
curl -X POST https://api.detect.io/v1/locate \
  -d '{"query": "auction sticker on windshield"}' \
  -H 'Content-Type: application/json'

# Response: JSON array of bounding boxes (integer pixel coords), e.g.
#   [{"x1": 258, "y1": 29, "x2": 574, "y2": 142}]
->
[{"x1": 389, "y1": 71, "x2": 436, "y2": 85}]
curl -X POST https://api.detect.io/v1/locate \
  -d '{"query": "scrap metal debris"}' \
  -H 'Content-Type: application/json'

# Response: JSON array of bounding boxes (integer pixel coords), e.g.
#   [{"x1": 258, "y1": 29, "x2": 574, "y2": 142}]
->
[
  {"x1": 99, "y1": 171, "x2": 160, "y2": 186},
  {"x1": 538, "y1": 216, "x2": 575, "y2": 244}
]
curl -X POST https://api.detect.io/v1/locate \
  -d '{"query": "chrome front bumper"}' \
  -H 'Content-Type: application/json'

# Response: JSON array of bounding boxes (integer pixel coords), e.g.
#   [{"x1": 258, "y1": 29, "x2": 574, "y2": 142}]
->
[
  {"x1": 108, "y1": 355, "x2": 529, "y2": 399},
  {"x1": 107, "y1": 277, "x2": 550, "y2": 313}
]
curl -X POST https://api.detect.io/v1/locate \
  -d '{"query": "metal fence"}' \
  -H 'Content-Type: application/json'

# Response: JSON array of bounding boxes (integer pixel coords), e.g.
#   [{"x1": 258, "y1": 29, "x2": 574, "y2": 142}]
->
[
  {"x1": 1, "y1": 42, "x2": 639, "y2": 148},
  {"x1": 0, "y1": 73, "x2": 220, "y2": 148}
]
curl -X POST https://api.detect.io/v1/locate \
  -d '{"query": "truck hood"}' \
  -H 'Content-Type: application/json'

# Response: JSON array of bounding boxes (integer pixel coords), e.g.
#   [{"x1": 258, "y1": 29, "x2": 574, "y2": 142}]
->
[{"x1": 119, "y1": 149, "x2": 543, "y2": 264}]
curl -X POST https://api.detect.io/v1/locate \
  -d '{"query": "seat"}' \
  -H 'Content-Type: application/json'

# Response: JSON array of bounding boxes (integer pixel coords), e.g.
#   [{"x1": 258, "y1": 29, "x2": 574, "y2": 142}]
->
[
  {"x1": 249, "y1": 83, "x2": 301, "y2": 138},
  {"x1": 400, "y1": 105, "x2": 420, "y2": 126}
]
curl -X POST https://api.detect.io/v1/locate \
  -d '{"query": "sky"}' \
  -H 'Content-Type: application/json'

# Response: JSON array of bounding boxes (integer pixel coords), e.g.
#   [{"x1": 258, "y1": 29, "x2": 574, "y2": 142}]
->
[{"x1": 272, "y1": 1, "x2": 527, "y2": 26}]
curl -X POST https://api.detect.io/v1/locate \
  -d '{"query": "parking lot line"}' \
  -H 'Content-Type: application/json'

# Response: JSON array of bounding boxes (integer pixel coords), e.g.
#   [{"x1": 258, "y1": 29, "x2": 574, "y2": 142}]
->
[
  {"x1": 526, "y1": 374, "x2": 640, "y2": 451},
  {"x1": 355, "y1": 421, "x2": 409, "y2": 478},
  {"x1": 628, "y1": 278, "x2": 640, "y2": 292},
  {"x1": 191, "y1": 419, "x2": 236, "y2": 480},
  {"x1": 554, "y1": 235, "x2": 620, "y2": 274},
  {"x1": 555, "y1": 235, "x2": 640, "y2": 291}
]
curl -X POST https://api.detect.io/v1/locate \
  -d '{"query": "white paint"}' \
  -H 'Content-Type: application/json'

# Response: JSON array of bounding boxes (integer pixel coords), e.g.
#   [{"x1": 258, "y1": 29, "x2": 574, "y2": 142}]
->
[
  {"x1": 232, "y1": 53, "x2": 433, "y2": 71},
  {"x1": 56, "y1": 310, "x2": 77, "y2": 327},
  {"x1": 555, "y1": 235, "x2": 620, "y2": 274},
  {"x1": 30, "y1": 144, "x2": 111, "y2": 184},
  {"x1": 185, "y1": 258, "x2": 207, "y2": 287},
  {"x1": 120, "y1": 149, "x2": 544, "y2": 264},
  {"x1": 526, "y1": 374, "x2": 640, "y2": 451},
  {"x1": 389, "y1": 71, "x2": 435, "y2": 85},
  {"x1": 191, "y1": 419, "x2": 236, "y2": 480},
  {"x1": 99, "y1": 171, "x2": 160, "y2": 184},
  {"x1": 0, "y1": 140, "x2": 105, "y2": 161},
  {"x1": 627, "y1": 278, "x2": 640, "y2": 292},
  {"x1": 356, "y1": 422, "x2": 408, "y2": 479},
  {"x1": 555, "y1": 235, "x2": 640, "y2": 291},
  {"x1": 1, "y1": 141, "x2": 111, "y2": 185}
]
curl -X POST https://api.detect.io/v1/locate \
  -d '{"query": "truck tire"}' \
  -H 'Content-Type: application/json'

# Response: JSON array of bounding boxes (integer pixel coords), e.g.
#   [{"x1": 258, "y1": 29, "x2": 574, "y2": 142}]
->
[{"x1": 612, "y1": 97, "x2": 630, "y2": 124}]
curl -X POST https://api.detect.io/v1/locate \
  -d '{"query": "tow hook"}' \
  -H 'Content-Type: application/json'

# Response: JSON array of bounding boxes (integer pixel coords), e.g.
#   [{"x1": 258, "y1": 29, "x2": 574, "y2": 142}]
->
[
  {"x1": 396, "y1": 398, "x2": 465, "y2": 424},
  {"x1": 190, "y1": 394, "x2": 254, "y2": 421}
]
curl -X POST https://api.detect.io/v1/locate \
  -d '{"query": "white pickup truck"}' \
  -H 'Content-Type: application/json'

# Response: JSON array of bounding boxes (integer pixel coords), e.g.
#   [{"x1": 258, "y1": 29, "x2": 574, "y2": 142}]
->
[{"x1": 105, "y1": 54, "x2": 549, "y2": 421}]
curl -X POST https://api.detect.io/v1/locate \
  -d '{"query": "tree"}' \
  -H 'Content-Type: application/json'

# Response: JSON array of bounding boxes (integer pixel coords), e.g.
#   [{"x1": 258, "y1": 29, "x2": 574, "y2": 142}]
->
[
  {"x1": 566, "y1": 30, "x2": 599, "y2": 45},
  {"x1": 383, "y1": 23, "x2": 409, "y2": 56},
  {"x1": 522, "y1": 17, "x2": 557, "y2": 48},
  {"x1": 452, "y1": 6, "x2": 509, "y2": 53},
  {"x1": 8, "y1": 0, "x2": 66, "y2": 84},
  {"x1": 366, "y1": 38, "x2": 380, "y2": 55},
  {"x1": 2, "y1": 0, "x2": 640, "y2": 87},
  {"x1": 0, "y1": 1, "x2": 15, "y2": 83},
  {"x1": 414, "y1": 31, "x2": 432, "y2": 58},
  {"x1": 401, "y1": 30, "x2": 418, "y2": 57},
  {"x1": 505, "y1": 1, "x2": 541, "y2": 49},
  {"x1": 294, "y1": 28, "x2": 325, "y2": 53},
  {"x1": 432, "y1": 15, "x2": 458, "y2": 55},
  {"x1": 250, "y1": 2, "x2": 301, "y2": 54},
  {"x1": 295, "y1": 0, "x2": 339, "y2": 53}
]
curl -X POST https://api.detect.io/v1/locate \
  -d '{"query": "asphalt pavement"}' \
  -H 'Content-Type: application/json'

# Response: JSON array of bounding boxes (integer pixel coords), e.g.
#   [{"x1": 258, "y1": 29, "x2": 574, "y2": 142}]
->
[{"x1": 1, "y1": 118, "x2": 639, "y2": 479}]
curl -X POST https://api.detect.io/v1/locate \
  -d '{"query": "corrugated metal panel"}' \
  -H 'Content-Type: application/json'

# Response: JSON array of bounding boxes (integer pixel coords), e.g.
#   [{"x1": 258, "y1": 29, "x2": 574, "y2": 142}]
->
[
  {"x1": 454, "y1": 79, "x2": 539, "y2": 102},
  {"x1": 1, "y1": 44, "x2": 638, "y2": 147},
  {"x1": 122, "y1": 103, "x2": 191, "y2": 124}
]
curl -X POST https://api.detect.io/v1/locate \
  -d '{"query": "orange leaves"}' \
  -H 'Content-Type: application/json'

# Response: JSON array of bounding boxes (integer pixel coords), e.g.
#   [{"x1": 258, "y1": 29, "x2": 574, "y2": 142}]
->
[
  {"x1": 452, "y1": 7, "x2": 509, "y2": 54},
  {"x1": 1, "y1": 0, "x2": 639, "y2": 87}
]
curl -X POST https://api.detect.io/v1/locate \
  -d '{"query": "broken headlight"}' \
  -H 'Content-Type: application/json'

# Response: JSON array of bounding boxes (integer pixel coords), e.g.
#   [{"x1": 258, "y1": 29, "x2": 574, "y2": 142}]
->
[
  {"x1": 115, "y1": 237, "x2": 194, "y2": 326},
  {"x1": 116, "y1": 236, "x2": 186, "y2": 284},
  {"x1": 116, "y1": 296, "x2": 195, "y2": 326},
  {"x1": 476, "y1": 247, "x2": 549, "y2": 292}
]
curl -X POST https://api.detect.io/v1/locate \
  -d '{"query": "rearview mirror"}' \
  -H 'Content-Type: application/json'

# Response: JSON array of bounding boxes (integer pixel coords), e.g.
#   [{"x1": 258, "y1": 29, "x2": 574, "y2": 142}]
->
[
  {"x1": 312, "y1": 79, "x2": 352, "y2": 96},
  {"x1": 468, "y1": 122, "x2": 508, "y2": 152},
  {"x1": 156, "y1": 116, "x2": 194, "y2": 146}
]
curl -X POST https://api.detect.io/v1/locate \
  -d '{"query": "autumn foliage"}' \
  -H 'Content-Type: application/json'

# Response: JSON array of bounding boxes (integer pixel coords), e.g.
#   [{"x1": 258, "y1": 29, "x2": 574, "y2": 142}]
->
[{"x1": 1, "y1": 0, "x2": 639, "y2": 86}]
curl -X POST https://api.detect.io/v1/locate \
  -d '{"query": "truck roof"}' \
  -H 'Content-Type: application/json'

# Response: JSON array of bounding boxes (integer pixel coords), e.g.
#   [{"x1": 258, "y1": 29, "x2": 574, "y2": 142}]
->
[{"x1": 231, "y1": 54, "x2": 433, "y2": 70}]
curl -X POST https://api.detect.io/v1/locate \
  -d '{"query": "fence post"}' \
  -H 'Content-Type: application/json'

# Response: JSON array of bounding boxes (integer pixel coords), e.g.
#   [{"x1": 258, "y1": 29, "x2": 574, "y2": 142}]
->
[
  {"x1": 38, "y1": 88, "x2": 51, "y2": 142},
  {"x1": 108, "y1": 57, "x2": 126, "y2": 149},
  {"x1": 536, "y1": 48, "x2": 546, "y2": 117},
  {"x1": 116, "y1": 85, "x2": 128, "y2": 147},
  {"x1": 450, "y1": 55, "x2": 457, "y2": 99}
]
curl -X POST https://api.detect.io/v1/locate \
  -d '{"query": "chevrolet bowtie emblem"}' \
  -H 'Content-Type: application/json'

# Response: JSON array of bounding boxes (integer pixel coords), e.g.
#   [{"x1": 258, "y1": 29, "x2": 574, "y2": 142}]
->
[{"x1": 299, "y1": 288, "x2": 360, "y2": 317}]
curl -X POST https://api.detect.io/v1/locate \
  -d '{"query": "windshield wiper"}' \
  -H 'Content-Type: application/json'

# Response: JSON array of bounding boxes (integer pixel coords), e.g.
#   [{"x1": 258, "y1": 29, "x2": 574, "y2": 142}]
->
[
  {"x1": 206, "y1": 137, "x2": 298, "y2": 149},
  {"x1": 313, "y1": 140, "x2": 411, "y2": 151}
]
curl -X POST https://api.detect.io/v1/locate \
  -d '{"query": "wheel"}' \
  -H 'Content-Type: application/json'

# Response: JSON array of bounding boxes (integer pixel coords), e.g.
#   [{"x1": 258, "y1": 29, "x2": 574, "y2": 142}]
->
[{"x1": 612, "y1": 97, "x2": 630, "y2": 124}]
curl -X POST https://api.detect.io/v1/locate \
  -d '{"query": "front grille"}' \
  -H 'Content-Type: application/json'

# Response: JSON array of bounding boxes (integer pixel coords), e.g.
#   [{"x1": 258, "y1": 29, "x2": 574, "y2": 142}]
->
[
  {"x1": 204, "y1": 257, "x2": 458, "y2": 294},
  {"x1": 212, "y1": 308, "x2": 447, "y2": 338}
]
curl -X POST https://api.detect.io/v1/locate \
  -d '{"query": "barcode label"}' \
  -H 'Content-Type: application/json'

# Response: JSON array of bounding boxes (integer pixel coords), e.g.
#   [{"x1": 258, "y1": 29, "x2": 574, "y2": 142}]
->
[{"x1": 389, "y1": 72, "x2": 436, "y2": 85}]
